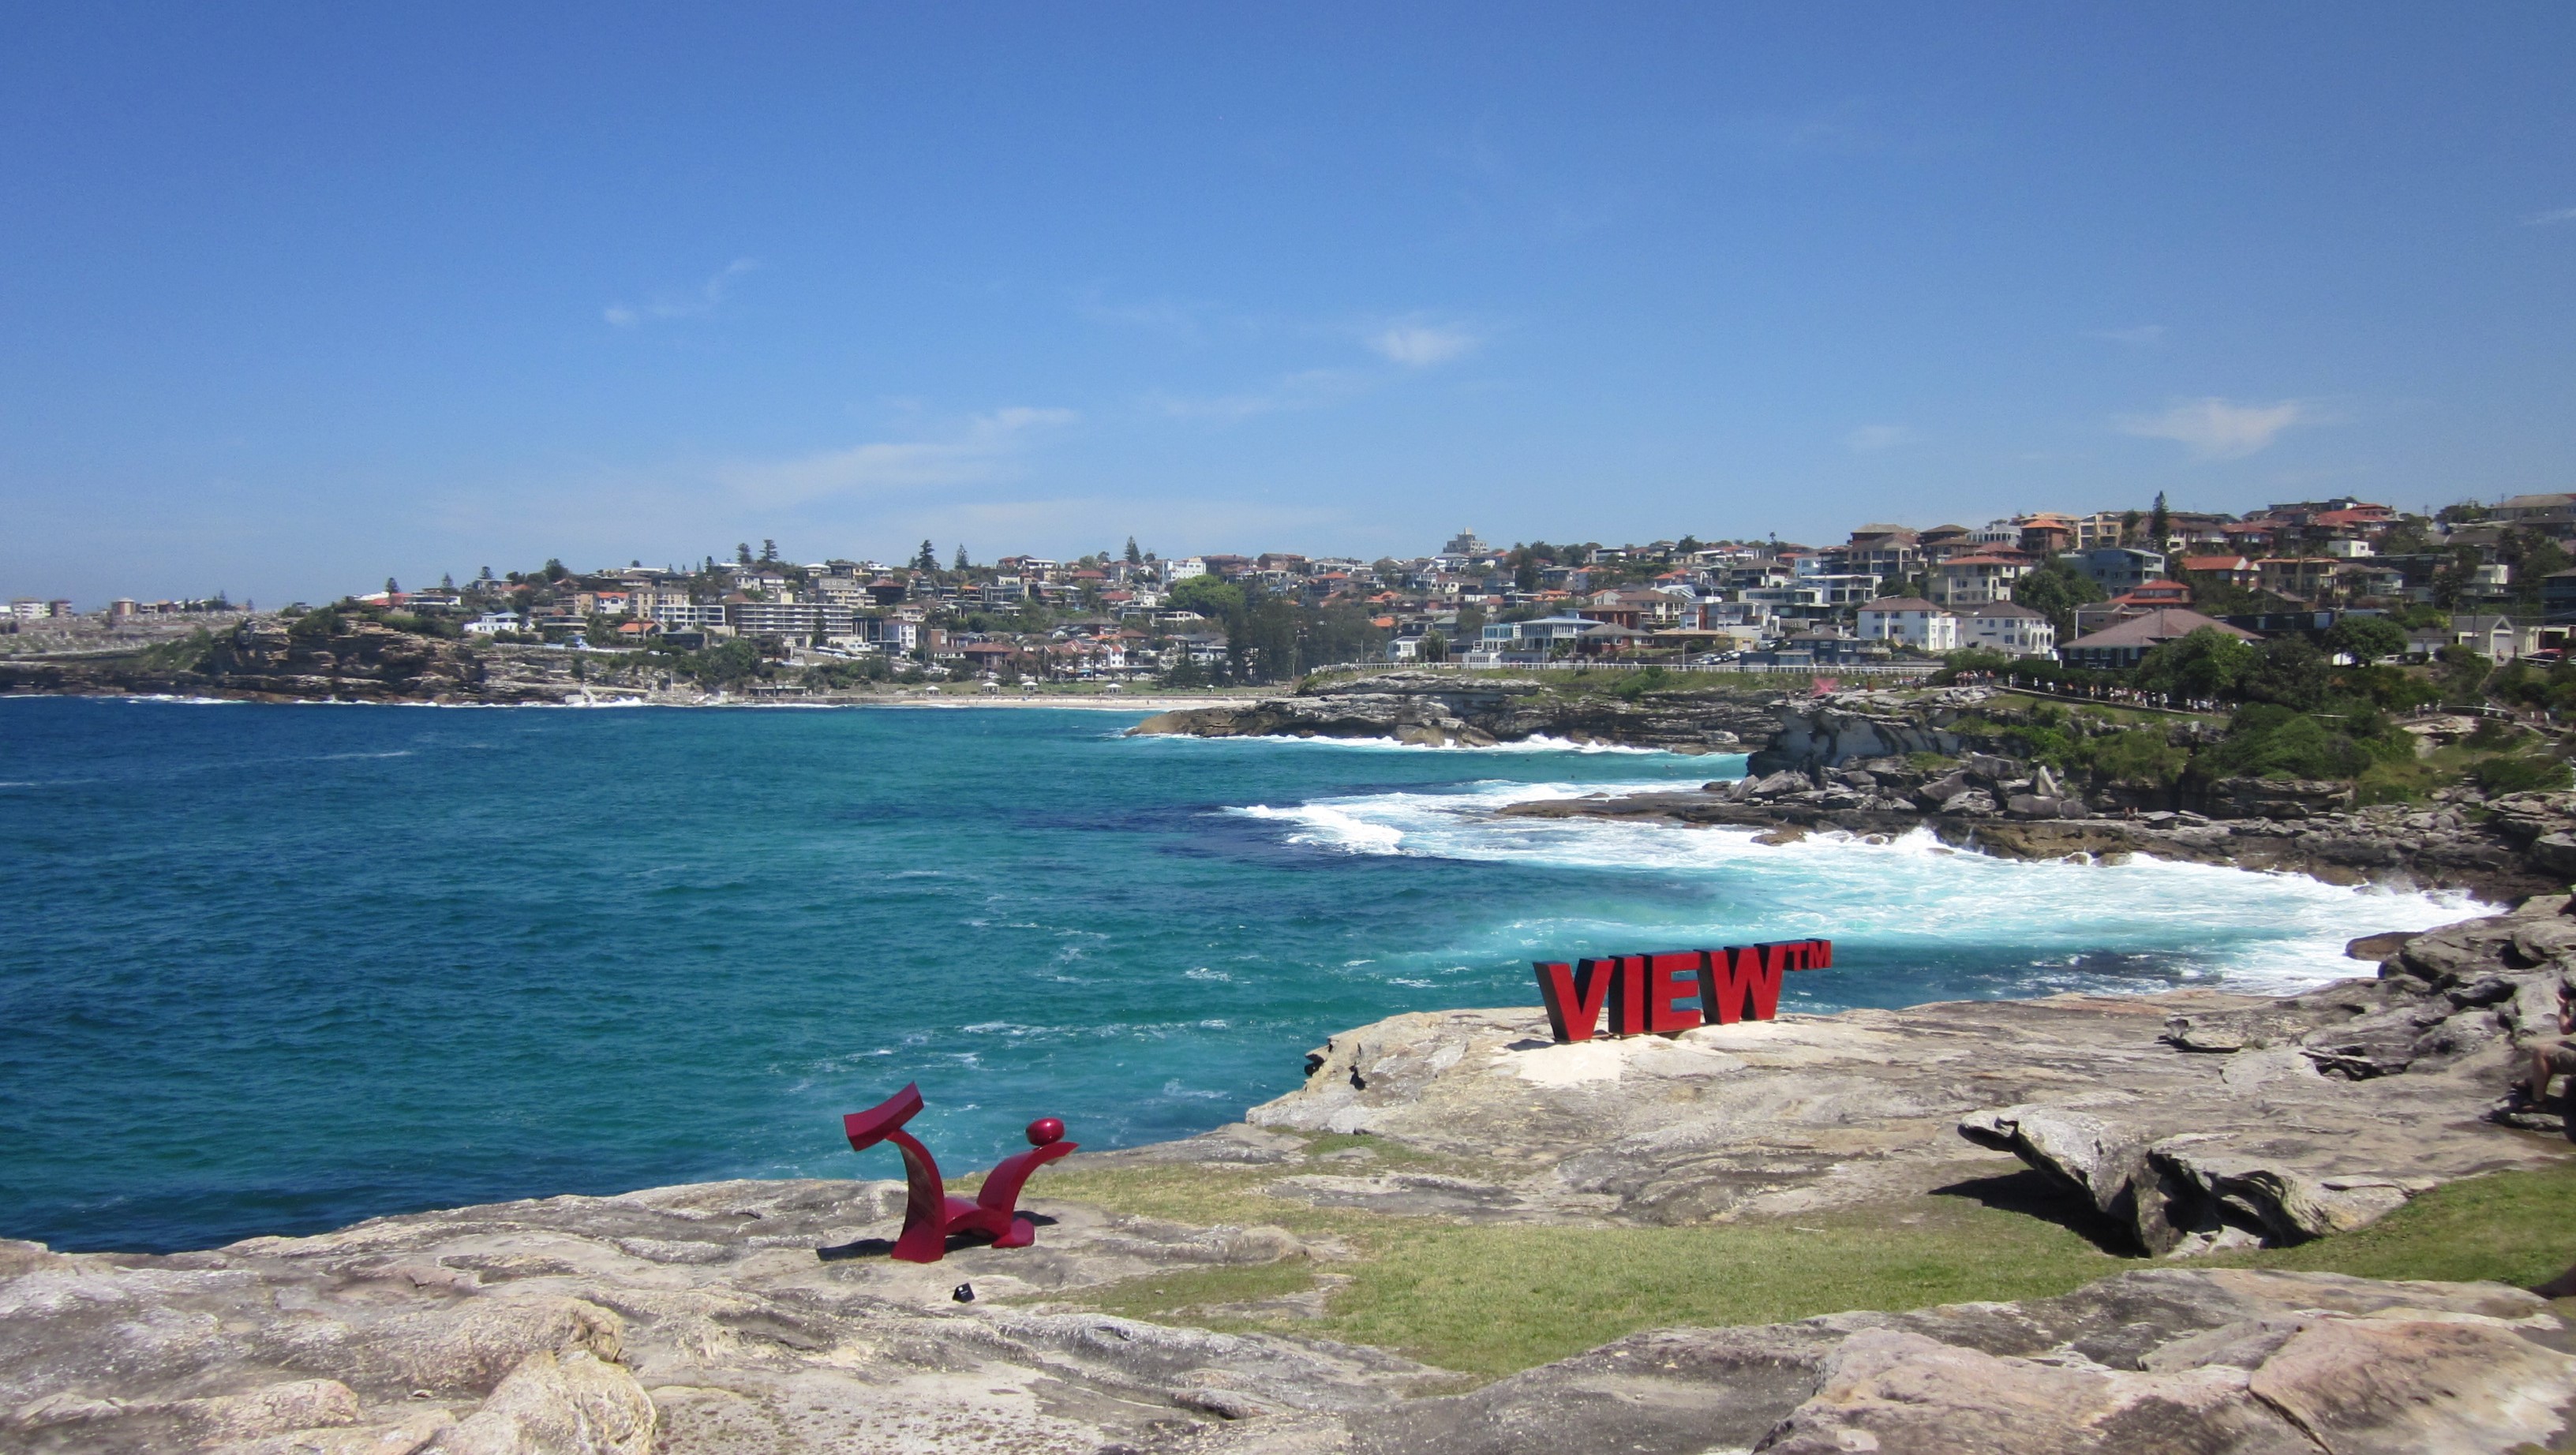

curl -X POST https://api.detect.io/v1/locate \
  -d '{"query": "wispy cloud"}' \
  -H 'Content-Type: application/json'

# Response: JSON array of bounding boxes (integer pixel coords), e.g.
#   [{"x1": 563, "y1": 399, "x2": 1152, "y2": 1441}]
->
[
  {"x1": 2087, "y1": 324, "x2": 2166, "y2": 346},
  {"x1": 714, "y1": 407, "x2": 1076, "y2": 507},
  {"x1": 1847, "y1": 424, "x2": 1918, "y2": 453},
  {"x1": 2115, "y1": 397, "x2": 2316, "y2": 460},
  {"x1": 605, "y1": 258, "x2": 759, "y2": 327},
  {"x1": 2525, "y1": 206, "x2": 2576, "y2": 226},
  {"x1": 1144, "y1": 369, "x2": 1365, "y2": 423},
  {"x1": 1368, "y1": 320, "x2": 1481, "y2": 368}
]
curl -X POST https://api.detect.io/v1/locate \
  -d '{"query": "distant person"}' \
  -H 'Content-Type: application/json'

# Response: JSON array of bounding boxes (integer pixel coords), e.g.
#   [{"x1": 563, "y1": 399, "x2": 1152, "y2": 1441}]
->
[{"x1": 2520, "y1": 982, "x2": 2576, "y2": 1111}]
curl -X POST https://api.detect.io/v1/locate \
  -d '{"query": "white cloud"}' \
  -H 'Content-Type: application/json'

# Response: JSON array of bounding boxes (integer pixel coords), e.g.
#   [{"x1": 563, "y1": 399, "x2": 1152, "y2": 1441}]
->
[
  {"x1": 713, "y1": 407, "x2": 1076, "y2": 507},
  {"x1": 2115, "y1": 397, "x2": 2315, "y2": 460},
  {"x1": 2525, "y1": 206, "x2": 2576, "y2": 226},
  {"x1": 1145, "y1": 369, "x2": 1365, "y2": 423},
  {"x1": 605, "y1": 258, "x2": 759, "y2": 327},
  {"x1": 2087, "y1": 324, "x2": 2166, "y2": 346},
  {"x1": 1846, "y1": 424, "x2": 1918, "y2": 452},
  {"x1": 1367, "y1": 321, "x2": 1481, "y2": 368}
]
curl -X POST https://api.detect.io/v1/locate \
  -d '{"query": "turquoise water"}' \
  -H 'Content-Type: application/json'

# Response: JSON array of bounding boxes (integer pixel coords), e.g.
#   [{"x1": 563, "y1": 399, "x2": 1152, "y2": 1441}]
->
[{"x1": 0, "y1": 698, "x2": 2468, "y2": 1252}]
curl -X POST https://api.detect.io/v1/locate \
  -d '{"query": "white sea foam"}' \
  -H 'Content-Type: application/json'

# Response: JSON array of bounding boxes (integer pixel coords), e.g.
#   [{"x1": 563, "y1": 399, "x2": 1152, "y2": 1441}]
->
[
  {"x1": 1230, "y1": 780, "x2": 2473, "y2": 996},
  {"x1": 1136, "y1": 729, "x2": 1713, "y2": 757}
]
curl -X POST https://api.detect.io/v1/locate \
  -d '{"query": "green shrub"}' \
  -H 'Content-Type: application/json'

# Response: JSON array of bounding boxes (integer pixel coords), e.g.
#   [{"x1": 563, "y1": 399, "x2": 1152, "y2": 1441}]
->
[
  {"x1": 2472, "y1": 754, "x2": 2573, "y2": 795},
  {"x1": 2086, "y1": 728, "x2": 2188, "y2": 787},
  {"x1": 2200, "y1": 705, "x2": 2374, "y2": 781}
]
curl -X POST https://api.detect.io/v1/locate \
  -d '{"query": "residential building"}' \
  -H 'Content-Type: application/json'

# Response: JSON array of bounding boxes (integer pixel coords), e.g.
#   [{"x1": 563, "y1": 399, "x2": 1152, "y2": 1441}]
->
[
  {"x1": 2177, "y1": 555, "x2": 2258, "y2": 589},
  {"x1": 2544, "y1": 569, "x2": 2576, "y2": 625},
  {"x1": 1930, "y1": 553, "x2": 2033, "y2": 608},
  {"x1": 1855, "y1": 597, "x2": 1960, "y2": 653},
  {"x1": 1960, "y1": 601, "x2": 2056, "y2": 657},
  {"x1": 2059, "y1": 609, "x2": 2259, "y2": 671},
  {"x1": 2059, "y1": 548, "x2": 2168, "y2": 594},
  {"x1": 2256, "y1": 558, "x2": 2340, "y2": 600},
  {"x1": 2407, "y1": 614, "x2": 2525, "y2": 662}
]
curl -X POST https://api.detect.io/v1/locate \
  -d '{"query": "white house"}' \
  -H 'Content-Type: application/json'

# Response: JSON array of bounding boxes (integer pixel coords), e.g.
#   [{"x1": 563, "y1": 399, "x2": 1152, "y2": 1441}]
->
[
  {"x1": 462, "y1": 612, "x2": 525, "y2": 636},
  {"x1": 1855, "y1": 597, "x2": 1960, "y2": 653},
  {"x1": 1960, "y1": 600, "x2": 2056, "y2": 657}
]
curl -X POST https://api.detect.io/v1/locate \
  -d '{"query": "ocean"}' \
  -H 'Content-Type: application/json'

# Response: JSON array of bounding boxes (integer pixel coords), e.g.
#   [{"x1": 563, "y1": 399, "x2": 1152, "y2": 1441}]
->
[{"x1": 0, "y1": 697, "x2": 2471, "y2": 1253}]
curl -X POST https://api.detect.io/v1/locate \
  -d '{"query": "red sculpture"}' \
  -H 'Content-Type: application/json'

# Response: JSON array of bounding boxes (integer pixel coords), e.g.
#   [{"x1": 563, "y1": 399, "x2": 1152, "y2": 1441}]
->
[
  {"x1": 1536, "y1": 940, "x2": 1833, "y2": 1042},
  {"x1": 841, "y1": 1084, "x2": 1077, "y2": 1262}
]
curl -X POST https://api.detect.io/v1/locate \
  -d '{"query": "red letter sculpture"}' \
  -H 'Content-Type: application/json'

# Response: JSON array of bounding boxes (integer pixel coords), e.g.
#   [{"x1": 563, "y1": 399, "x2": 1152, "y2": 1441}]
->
[
  {"x1": 1534, "y1": 940, "x2": 1833, "y2": 1042},
  {"x1": 1536, "y1": 959, "x2": 1617, "y2": 1042},
  {"x1": 841, "y1": 1084, "x2": 1077, "y2": 1262}
]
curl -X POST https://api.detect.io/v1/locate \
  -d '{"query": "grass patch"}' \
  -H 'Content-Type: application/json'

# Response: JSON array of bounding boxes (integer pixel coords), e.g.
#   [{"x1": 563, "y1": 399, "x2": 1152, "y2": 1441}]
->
[
  {"x1": 1316, "y1": 1198, "x2": 2128, "y2": 1375},
  {"x1": 1021, "y1": 1150, "x2": 2576, "y2": 1379},
  {"x1": 2222, "y1": 1161, "x2": 2576, "y2": 1288}
]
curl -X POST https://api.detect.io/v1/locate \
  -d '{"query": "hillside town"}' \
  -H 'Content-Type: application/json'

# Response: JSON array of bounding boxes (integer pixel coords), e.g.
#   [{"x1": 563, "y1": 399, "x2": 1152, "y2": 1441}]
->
[{"x1": 13, "y1": 493, "x2": 2576, "y2": 690}]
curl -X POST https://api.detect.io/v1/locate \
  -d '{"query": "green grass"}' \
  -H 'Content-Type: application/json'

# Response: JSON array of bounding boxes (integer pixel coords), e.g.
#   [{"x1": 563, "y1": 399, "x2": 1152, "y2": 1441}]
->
[
  {"x1": 1018, "y1": 1150, "x2": 2576, "y2": 1378},
  {"x1": 2222, "y1": 1160, "x2": 2576, "y2": 1288}
]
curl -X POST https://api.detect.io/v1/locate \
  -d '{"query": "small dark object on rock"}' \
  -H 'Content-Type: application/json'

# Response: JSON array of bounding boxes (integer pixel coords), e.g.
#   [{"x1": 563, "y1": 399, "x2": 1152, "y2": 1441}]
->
[{"x1": 952, "y1": 1282, "x2": 975, "y2": 1303}]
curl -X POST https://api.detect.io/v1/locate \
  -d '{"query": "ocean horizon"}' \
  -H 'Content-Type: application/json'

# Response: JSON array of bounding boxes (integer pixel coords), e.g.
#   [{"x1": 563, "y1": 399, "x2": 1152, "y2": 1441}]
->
[{"x1": 0, "y1": 697, "x2": 2471, "y2": 1253}]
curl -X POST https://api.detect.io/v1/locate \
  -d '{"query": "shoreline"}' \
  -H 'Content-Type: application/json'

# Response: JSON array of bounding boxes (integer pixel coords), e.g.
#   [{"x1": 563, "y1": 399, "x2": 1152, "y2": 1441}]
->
[{"x1": 4, "y1": 903, "x2": 2569, "y2": 1451}]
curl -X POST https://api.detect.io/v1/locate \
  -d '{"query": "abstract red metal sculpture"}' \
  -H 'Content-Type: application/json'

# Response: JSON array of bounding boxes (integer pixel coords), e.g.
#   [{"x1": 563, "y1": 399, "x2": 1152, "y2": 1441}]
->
[
  {"x1": 1535, "y1": 939, "x2": 1833, "y2": 1042},
  {"x1": 841, "y1": 1084, "x2": 1077, "y2": 1262}
]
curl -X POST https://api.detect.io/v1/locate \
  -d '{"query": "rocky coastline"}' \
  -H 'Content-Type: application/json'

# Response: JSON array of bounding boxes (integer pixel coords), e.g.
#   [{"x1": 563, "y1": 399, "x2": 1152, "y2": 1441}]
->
[
  {"x1": 6, "y1": 896, "x2": 2573, "y2": 1453},
  {"x1": 1139, "y1": 673, "x2": 2576, "y2": 903}
]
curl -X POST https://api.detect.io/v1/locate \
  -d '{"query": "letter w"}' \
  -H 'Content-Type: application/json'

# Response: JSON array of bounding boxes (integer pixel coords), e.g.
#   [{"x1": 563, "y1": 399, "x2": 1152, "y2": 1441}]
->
[{"x1": 1698, "y1": 945, "x2": 1787, "y2": 1024}]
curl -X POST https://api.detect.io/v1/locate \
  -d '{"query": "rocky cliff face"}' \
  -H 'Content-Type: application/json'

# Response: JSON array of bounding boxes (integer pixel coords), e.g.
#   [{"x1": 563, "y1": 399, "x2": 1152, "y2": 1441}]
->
[
  {"x1": 0, "y1": 620, "x2": 644, "y2": 705},
  {"x1": 1128, "y1": 671, "x2": 1784, "y2": 750}
]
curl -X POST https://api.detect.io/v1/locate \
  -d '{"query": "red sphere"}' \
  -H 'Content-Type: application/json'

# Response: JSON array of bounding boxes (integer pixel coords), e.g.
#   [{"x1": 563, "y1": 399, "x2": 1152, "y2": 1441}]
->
[{"x1": 1025, "y1": 1116, "x2": 1065, "y2": 1146}]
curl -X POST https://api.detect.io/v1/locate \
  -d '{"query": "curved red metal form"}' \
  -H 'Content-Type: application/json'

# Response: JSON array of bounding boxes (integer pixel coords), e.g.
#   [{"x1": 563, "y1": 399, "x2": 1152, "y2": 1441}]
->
[{"x1": 841, "y1": 1084, "x2": 1076, "y2": 1262}]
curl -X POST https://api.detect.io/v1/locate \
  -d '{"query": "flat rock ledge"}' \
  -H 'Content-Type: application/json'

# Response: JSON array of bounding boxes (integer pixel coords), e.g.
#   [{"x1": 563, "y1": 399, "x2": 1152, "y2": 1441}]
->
[{"x1": 8, "y1": 900, "x2": 2576, "y2": 1453}]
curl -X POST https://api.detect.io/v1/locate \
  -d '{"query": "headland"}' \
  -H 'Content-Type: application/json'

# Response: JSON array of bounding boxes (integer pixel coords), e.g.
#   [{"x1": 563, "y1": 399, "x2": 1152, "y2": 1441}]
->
[{"x1": 5, "y1": 894, "x2": 2572, "y2": 1453}]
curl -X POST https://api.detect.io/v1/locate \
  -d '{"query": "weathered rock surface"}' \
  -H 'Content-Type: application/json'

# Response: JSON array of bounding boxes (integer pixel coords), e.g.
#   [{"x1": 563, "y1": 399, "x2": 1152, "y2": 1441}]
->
[
  {"x1": 1129, "y1": 671, "x2": 1780, "y2": 751},
  {"x1": 9, "y1": 896, "x2": 2575, "y2": 1451},
  {"x1": 1245, "y1": 974, "x2": 2564, "y2": 1251},
  {"x1": 0, "y1": 1178, "x2": 1430, "y2": 1454},
  {"x1": 9, "y1": 1204, "x2": 2568, "y2": 1455}
]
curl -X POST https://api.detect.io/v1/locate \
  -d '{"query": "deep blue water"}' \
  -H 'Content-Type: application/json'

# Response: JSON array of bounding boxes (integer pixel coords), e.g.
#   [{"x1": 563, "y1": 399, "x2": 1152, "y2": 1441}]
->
[{"x1": 0, "y1": 698, "x2": 2466, "y2": 1252}]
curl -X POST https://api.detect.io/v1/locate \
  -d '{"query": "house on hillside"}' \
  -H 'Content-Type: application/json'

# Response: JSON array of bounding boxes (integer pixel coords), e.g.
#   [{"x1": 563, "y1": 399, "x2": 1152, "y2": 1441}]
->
[
  {"x1": 2059, "y1": 547, "x2": 2168, "y2": 594},
  {"x1": 1855, "y1": 597, "x2": 1960, "y2": 653},
  {"x1": 1960, "y1": 601, "x2": 2056, "y2": 657},
  {"x1": 1930, "y1": 554, "x2": 2033, "y2": 608},
  {"x1": 2179, "y1": 555, "x2": 2258, "y2": 589},
  {"x1": 2059, "y1": 608, "x2": 2259, "y2": 671}
]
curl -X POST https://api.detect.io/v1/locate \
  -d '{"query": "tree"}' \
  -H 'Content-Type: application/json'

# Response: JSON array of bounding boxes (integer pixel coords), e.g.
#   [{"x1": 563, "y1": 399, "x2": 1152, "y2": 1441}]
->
[
  {"x1": 1125, "y1": 536, "x2": 1141, "y2": 566},
  {"x1": 760, "y1": 538, "x2": 778, "y2": 564},
  {"x1": 1421, "y1": 630, "x2": 1448, "y2": 663},
  {"x1": 384, "y1": 577, "x2": 399, "y2": 594},
  {"x1": 543, "y1": 558, "x2": 569, "y2": 582},
  {"x1": 2012, "y1": 563, "x2": 2106, "y2": 641},
  {"x1": 737, "y1": 543, "x2": 754, "y2": 566},
  {"x1": 2149, "y1": 492, "x2": 2170, "y2": 548},
  {"x1": 2239, "y1": 636, "x2": 2330, "y2": 711},
  {"x1": 2136, "y1": 627, "x2": 2257, "y2": 701},
  {"x1": 1166, "y1": 574, "x2": 1246, "y2": 620},
  {"x1": 2323, "y1": 615, "x2": 2409, "y2": 664},
  {"x1": 953, "y1": 544, "x2": 971, "y2": 571},
  {"x1": 914, "y1": 540, "x2": 938, "y2": 573},
  {"x1": 440, "y1": 573, "x2": 455, "y2": 589}
]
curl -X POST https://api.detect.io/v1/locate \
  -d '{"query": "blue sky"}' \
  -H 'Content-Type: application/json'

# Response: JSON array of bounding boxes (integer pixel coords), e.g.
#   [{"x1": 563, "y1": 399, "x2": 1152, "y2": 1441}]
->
[{"x1": 3, "y1": 4, "x2": 2572, "y2": 606}]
